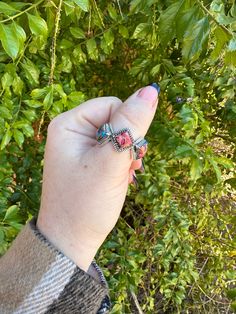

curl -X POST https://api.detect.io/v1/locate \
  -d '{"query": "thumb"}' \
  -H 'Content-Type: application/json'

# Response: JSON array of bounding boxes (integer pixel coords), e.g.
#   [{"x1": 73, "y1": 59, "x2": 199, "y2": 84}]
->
[{"x1": 110, "y1": 84, "x2": 159, "y2": 158}]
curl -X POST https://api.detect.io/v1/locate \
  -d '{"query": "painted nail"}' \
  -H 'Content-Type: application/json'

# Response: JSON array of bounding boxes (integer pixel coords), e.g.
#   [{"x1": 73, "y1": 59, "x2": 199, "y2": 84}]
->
[
  {"x1": 132, "y1": 173, "x2": 139, "y2": 188},
  {"x1": 139, "y1": 159, "x2": 145, "y2": 173},
  {"x1": 150, "y1": 82, "x2": 161, "y2": 94},
  {"x1": 138, "y1": 85, "x2": 158, "y2": 104}
]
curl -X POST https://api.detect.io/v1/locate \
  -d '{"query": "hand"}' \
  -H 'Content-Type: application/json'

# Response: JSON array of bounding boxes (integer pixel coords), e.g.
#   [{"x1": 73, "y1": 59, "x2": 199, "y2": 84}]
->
[{"x1": 37, "y1": 85, "x2": 159, "y2": 271}]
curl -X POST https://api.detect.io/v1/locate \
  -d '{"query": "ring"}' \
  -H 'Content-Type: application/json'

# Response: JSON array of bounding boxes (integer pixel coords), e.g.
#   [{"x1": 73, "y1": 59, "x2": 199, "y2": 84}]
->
[
  {"x1": 96, "y1": 123, "x2": 148, "y2": 160},
  {"x1": 96, "y1": 123, "x2": 114, "y2": 145},
  {"x1": 132, "y1": 138, "x2": 148, "y2": 160}
]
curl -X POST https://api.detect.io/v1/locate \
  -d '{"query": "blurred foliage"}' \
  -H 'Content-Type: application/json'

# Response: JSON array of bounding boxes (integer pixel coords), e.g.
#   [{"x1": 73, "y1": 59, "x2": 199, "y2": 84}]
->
[{"x1": 0, "y1": 0, "x2": 236, "y2": 312}]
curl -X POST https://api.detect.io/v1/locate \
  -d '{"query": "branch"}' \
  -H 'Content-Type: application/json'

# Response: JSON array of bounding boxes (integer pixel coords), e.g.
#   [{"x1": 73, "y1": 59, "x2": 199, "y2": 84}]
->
[
  {"x1": 0, "y1": 0, "x2": 45, "y2": 24},
  {"x1": 130, "y1": 291, "x2": 144, "y2": 314},
  {"x1": 48, "y1": 0, "x2": 63, "y2": 85},
  {"x1": 196, "y1": 0, "x2": 233, "y2": 37}
]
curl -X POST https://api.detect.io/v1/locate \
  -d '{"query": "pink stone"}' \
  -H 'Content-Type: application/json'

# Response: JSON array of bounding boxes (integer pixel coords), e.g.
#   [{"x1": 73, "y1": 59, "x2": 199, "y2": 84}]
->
[{"x1": 116, "y1": 131, "x2": 132, "y2": 148}]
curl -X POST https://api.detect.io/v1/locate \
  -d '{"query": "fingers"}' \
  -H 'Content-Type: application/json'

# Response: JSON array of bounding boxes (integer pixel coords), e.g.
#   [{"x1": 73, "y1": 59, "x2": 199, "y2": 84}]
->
[
  {"x1": 49, "y1": 96, "x2": 122, "y2": 139},
  {"x1": 100, "y1": 84, "x2": 160, "y2": 165}
]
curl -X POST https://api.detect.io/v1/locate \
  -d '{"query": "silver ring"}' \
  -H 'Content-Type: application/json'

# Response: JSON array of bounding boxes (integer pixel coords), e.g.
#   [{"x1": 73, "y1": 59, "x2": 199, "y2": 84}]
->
[
  {"x1": 96, "y1": 123, "x2": 114, "y2": 145},
  {"x1": 96, "y1": 123, "x2": 148, "y2": 159}
]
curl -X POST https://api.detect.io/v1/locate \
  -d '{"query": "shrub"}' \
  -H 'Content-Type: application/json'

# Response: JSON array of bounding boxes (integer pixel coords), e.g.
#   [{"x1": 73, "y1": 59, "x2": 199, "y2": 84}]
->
[{"x1": 0, "y1": 0, "x2": 235, "y2": 312}]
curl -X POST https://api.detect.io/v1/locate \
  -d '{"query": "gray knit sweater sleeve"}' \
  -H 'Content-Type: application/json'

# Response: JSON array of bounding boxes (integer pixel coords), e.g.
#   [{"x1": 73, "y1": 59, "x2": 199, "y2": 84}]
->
[{"x1": 0, "y1": 219, "x2": 110, "y2": 314}]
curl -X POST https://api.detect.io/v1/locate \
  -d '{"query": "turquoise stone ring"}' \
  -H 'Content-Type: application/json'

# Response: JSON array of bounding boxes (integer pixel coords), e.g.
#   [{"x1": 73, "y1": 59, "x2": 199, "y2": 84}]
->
[{"x1": 96, "y1": 123, "x2": 113, "y2": 145}]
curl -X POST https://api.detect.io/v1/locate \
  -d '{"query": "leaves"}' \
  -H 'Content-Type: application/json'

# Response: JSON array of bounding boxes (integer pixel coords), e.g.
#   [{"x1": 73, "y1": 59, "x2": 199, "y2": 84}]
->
[
  {"x1": 0, "y1": 23, "x2": 19, "y2": 59},
  {"x1": 27, "y1": 13, "x2": 48, "y2": 38},
  {"x1": 159, "y1": 1, "x2": 184, "y2": 48},
  {"x1": 0, "y1": 129, "x2": 12, "y2": 150},
  {"x1": 73, "y1": 0, "x2": 89, "y2": 12},
  {"x1": 21, "y1": 59, "x2": 40, "y2": 86},
  {"x1": 86, "y1": 38, "x2": 98, "y2": 60},
  {"x1": 182, "y1": 17, "x2": 210, "y2": 62},
  {"x1": 0, "y1": 2, "x2": 235, "y2": 313},
  {"x1": 132, "y1": 23, "x2": 151, "y2": 39},
  {"x1": 13, "y1": 129, "x2": 24, "y2": 148},
  {"x1": 0, "y1": 2, "x2": 18, "y2": 15}
]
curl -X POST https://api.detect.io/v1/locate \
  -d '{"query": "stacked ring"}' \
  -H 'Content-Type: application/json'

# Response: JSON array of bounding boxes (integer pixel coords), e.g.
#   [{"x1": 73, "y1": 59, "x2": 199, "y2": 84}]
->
[
  {"x1": 96, "y1": 123, "x2": 148, "y2": 160},
  {"x1": 96, "y1": 123, "x2": 114, "y2": 145}
]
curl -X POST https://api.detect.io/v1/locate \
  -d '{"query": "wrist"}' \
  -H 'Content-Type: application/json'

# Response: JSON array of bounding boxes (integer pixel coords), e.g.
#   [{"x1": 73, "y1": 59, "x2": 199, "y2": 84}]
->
[{"x1": 36, "y1": 216, "x2": 99, "y2": 272}]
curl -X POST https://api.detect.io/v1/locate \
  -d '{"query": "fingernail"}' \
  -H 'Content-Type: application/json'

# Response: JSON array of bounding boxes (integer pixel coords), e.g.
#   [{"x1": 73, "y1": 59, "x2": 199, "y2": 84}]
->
[
  {"x1": 138, "y1": 85, "x2": 158, "y2": 104},
  {"x1": 139, "y1": 159, "x2": 145, "y2": 173},
  {"x1": 150, "y1": 82, "x2": 161, "y2": 94},
  {"x1": 132, "y1": 173, "x2": 138, "y2": 188}
]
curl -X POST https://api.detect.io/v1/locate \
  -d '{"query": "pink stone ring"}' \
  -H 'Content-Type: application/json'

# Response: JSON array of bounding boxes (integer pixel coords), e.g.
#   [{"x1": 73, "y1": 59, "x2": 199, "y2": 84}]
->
[{"x1": 96, "y1": 123, "x2": 148, "y2": 160}]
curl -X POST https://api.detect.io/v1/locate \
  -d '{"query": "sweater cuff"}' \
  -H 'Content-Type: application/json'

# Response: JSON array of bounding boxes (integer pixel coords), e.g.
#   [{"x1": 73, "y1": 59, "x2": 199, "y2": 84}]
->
[{"x1": 0, "y1": 218, "x2": 110, "y2": 314}]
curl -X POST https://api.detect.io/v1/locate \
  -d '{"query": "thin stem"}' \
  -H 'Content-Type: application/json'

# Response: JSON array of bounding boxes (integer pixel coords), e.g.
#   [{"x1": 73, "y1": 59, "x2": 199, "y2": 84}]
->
[
  {"x1": 0, "y1": 0, "x2": 44, "y2": 24},
  {"x1": 49, "y1": 0, "x2": 63, "y2": 85},
  {"x1": 92, "y1": 0, "x2": 105, "y2": 28},
  {"x1": 130, "y1": 291, "x2": 144, "y2": 314},
  {"x1": 196, "y1": 0, "x2": 232, "y2": 37}
]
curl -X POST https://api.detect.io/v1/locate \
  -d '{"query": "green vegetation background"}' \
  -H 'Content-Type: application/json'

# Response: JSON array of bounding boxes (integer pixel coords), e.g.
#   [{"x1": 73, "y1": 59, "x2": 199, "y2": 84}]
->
[{"x1": 0, "y1": 0, "x2": 236, "y2": 312}]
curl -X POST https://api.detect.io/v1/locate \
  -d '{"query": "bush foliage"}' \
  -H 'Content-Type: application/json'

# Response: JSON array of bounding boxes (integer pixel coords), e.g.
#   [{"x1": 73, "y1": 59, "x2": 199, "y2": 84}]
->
[{"x1": 0, "y1": 0, "x2": 236, "y2": 312}]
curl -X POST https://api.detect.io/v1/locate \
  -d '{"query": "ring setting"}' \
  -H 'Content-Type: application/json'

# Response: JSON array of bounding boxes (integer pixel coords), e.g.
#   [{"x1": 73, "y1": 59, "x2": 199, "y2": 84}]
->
[{"x1": 96, "y1": 123, "x2": 148, "y2": 160}]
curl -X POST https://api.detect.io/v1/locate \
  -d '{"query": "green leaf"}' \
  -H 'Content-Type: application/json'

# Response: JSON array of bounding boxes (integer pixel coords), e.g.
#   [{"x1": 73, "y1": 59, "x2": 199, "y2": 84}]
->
[
  {"x1": 119, "y1": 25, "x2": 129, "y2": 38},
  {"x1": 132, "y1": 23, "x2": 151, "y2": 39},
  {"x1": 174, "y1": 145, "x2": 195, "y2": 158},
  {"x1": 0, "y1": 107, "x2": 12, "y2": 119},
  {"x1": 70, "y1": 27, "x2": 85, "y2": 39},
  {"x1": 12, "y1": 22, "x2": 26, "y2": 52},
  {"x1": 0, "y1": 2, "x2": 18, "y2": 15},
  {"x1": 104, "y1": 29, "x2": 114, "y2": 47},
  {"x1": 31, "y1": 87, "x2": 48, "y2": 99},
  {"x1": 27, "y1": 13, "x2": 48, "y2": 37},
  {"x1": 159, "y1": 1, "x2": 184, "y2": 48},
  {"x1": 22, "y1": 109, "x2": 37, "y2": 122},
  {"x1": 211, "y1": 27, "x2": 231, "y2": 60},
  {"x1": 0, "y1": 129, "x2": 12, "y2": 150},
  {"x1": 23, "y1": 100, "x2": 43, "y2": 108},
  {"x1": 176, "y1": 6, "x2": 199, "y2": 40},
  {"x1": 225, "y1": 50, "x2": 236, "y2": 66},
  {"x1": 13, "y1": 129, "x2": 24, "y2": 148},
  {"x1": 107, "y1": 3, "x2": 118, "y2": 20},
  {"x1": 73, "y1": 0, "x2": 89, "y2": 12},
  {"x1": 182, "y1": 17, "x2": 210, "y2": 62},
  {"x1": 13, "y1": 76, "x2": 24, "y2": 96},
  {"x1": 21, "y1": 124, "x2": 34, "y2": 137},
  {"x1": 4, "y1": 205, "x2": 18, "y2": 221},
  {"x1": 0, "y1": 23, "x2": 19, "y2": 59},
  {"x1": 208, "y1": 158, "x2": 222, "y2": 182},
  {"x1": 43, "y1": 86, "x2": 54, "y2": 110},
  {"x1": 86, "y1": 38, "x2": 98, "y2": 60},
  {"x1": 21, "y1": 59, "x2": 40, "y2": 85},
  {"x1": 190, "y1": 157, "x2": 203, "y2": 182}
]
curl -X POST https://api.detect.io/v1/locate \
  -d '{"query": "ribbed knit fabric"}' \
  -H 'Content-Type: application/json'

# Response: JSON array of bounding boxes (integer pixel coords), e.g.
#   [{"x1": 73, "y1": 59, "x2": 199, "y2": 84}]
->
[{"x1": 0, "y1": 219, "x2": 110, "y2": 314}]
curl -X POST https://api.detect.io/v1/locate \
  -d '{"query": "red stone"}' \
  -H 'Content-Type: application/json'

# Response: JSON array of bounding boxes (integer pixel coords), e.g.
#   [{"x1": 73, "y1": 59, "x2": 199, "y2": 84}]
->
[{"x1": 116, "y1": 131, "x2": 132, "y2": 148}]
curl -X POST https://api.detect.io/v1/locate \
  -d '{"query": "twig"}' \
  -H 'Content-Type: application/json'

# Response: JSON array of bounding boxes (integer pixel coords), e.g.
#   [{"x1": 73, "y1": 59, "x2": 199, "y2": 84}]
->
[
  {"x1": 188, "y1": 257, "x2": 209, "y2": 296},
  {"x1": 196, "y1": 0, "x2": 232, "y2": 37},
  {"x1": 197, "y1": 284, "x2": 230, "y2": 305},
  {"x1": 130, "y1": 291, "x2": 144, "y2": 314},
  {"x1": 116, "y1": 0, "x2": 123, "y2": 18},
  {"x1": 92, "y1": 0, "x2": 105, "y2": 28},
  {"x1": 48, "y1": 0, "x2": 63, "y2": 85},
  {"x1": 0, "y1": 0, "x2": 44, "y2": 23}
]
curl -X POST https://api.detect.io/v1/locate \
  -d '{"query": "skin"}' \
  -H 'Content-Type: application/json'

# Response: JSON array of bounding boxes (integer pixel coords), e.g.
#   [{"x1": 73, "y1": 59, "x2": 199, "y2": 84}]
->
[{"x1": 37, "y1": 86, "x2": 159, "y2": 272}]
